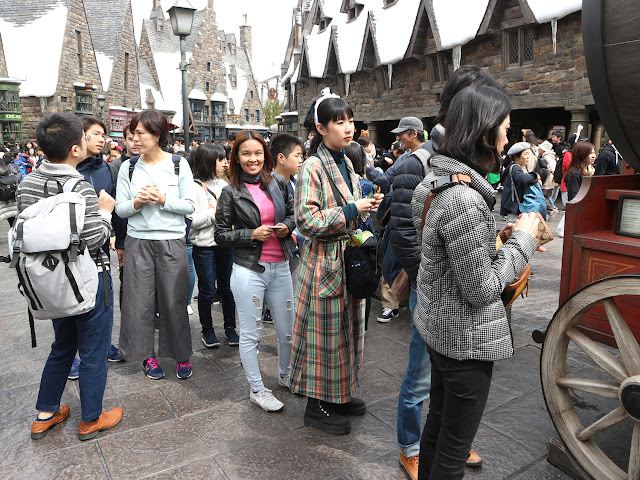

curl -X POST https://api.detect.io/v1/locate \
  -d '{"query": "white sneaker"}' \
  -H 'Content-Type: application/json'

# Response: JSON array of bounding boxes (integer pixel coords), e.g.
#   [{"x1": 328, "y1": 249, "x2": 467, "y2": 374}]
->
[
  {"x1": 250, "y1": 388, "x2": 284, "y2": 412},
  {"x1": 187, "y1": 305, "x2": 194, "y2": 315},
  {"x1": 279, "y1": 374, "x2": 290, "y2": 388}
]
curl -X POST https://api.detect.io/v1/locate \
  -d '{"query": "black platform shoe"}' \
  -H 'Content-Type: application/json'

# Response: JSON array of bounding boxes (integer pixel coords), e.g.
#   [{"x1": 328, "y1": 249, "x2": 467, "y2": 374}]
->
[
  {"x1": 333, "y1": 397, "x2": 366, "y2": 416},
  {"x1": 304, "y1": 397, "x2": 351, "y2": 435}
]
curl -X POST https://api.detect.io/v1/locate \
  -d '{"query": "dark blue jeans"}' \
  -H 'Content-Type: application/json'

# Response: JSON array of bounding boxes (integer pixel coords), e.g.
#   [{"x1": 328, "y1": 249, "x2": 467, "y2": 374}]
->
[
  {"x1": 397, "y1": 288, "x2": 431, "y2": 457},
  {"x1": 418, "y1": 346, "x2": 493, "y2": 480},
  {"x1": 36, "y1": 271, "x2": 114, "y2": 422},
  {"x1": 192, "y1": 245, "x2": 236, "y2": 333}
]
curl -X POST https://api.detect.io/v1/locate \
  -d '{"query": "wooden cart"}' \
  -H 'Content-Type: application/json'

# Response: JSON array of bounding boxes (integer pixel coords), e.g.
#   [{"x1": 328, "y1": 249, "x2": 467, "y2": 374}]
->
[{"x1": 539, "y1": 2, "x2": 640, "y2": 479}]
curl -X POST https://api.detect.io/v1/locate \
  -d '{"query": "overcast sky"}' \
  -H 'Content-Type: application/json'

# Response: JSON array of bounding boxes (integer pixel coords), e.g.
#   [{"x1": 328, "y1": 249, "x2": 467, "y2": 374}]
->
[{"x1": 132, "y1": 0, "x2": 299, "y2": 82}]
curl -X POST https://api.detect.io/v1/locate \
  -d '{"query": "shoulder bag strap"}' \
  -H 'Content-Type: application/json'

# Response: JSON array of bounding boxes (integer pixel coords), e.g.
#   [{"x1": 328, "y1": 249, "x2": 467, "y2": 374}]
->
[{"x1": 509, "y1": 164, "x2": 520, "y2": 204}]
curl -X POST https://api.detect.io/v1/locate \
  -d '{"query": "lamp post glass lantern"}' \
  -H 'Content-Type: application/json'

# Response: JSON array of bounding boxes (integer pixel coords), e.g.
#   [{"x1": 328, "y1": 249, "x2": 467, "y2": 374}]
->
[
  {"x1": 97, "y1": 94, "x2": 106, "y2": 120},
  {"x1": 168, "y1": 0, "x2": 196, "y2": 153}
]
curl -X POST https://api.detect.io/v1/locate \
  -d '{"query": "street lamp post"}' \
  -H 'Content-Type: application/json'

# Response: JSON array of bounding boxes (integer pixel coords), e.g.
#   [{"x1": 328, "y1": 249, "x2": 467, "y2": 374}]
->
[
  {"x1": 168, "y1": 0, "x2": 196, "y2": 153},
  {"x1": 97, "y1": 94, "x2": 106, "y2": 120}
]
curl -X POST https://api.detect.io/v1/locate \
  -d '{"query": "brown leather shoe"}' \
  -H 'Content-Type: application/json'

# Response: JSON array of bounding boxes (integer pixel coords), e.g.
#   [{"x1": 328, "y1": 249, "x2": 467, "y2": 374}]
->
[
  {"x1": 78, "y1": 407, "x2": 123, "y2": 441},
  {"x1": 466, "y1": 449, "x2": 482, "y2": 467},
  {"x1": 31, "y1": 405, "x2": 70, "y2": 439},
  {"x1": 399, "y1": 453, "x2": 419, "y2": 480}
]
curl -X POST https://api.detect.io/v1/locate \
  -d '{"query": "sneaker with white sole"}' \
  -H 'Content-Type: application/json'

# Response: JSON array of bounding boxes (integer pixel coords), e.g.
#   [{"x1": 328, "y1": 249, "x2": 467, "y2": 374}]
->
[
  {"x1": 250, "y1": 388, "x2": 284, "y2": 412},
  {"x1": 377, "y1": 308, "x2": 399, "y2": 323}
]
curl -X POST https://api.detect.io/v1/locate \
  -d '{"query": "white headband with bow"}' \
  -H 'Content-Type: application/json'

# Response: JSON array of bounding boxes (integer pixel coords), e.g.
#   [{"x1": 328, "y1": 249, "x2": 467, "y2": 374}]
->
[{"x1": 314, "y1": 87, "x2": 340, "y2": 126}]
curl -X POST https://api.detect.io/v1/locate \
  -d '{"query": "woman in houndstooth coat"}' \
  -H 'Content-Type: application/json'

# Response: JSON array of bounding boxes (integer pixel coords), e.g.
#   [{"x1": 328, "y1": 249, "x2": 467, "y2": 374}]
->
[
  {"x1": 411, "y1": 85, "x2": 541, "y2": 479},
  {"x1": 289, "y1": 92, "x2": 381, "y2": 435}
]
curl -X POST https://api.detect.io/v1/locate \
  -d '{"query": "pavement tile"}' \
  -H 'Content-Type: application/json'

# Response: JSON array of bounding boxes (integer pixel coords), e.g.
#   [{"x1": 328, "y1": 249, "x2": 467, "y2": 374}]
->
[
  {"x1": 2, "y1": 442, "x2": 108, "y2": 480},
  {"x1": 143, "y1": 458, "x2": 225, "y2": 480},
  {"x1": 481, "y1": 388, "x2": 559, "y2": 457},
  {"x1": 213, "y1": 413, "x2": 396, "y2": 480},
  {"x1": 510, "y1": 458, "x2": 574, "y2": 479},
  {"x1": 98, "y1": 402, "x2": 287, "y2": 480},
  {"x1": 463, "y1": 424, "x2": 540, "y2": 479},
  {"x1": 334, "y1": 451, "x2": 408, "y2": 480},
  {"x1": 158, "y1": 368, "x2": 250, "y2": 417}
]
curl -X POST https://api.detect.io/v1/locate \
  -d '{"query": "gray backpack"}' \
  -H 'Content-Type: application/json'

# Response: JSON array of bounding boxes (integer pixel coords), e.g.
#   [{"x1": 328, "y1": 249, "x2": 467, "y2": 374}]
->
[{"x1": 9, "y1": 178, "x2": 99, "y2": 344}]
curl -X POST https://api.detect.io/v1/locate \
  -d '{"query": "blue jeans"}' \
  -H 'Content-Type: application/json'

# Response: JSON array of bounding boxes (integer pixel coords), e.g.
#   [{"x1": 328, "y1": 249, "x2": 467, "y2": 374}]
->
[
  {"x1": 36, "y1": 271, "x2": 114, "y2": 422},
  {"x1": 187, "y1": 242, "x2": 195, "y2": 304},
  {"x1": 192, "y1": 245, "x2": 236, "y2": 333},
  {"x1": 230, "y1": 262, "x2": 294, "y2": 392},
  {"x1": 397, "y1": 287, "x2": 432, "y2": 457}
]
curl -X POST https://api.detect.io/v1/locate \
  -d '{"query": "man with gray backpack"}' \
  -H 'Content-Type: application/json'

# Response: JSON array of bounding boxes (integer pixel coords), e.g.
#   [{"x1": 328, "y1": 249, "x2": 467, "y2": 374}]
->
[{"x1": 11, "y1": 113, "x2": 123, "y2": 441}]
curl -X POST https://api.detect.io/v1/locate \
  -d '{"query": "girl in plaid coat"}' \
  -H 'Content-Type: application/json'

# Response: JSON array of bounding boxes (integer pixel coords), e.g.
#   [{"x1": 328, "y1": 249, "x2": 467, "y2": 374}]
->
[{"x1": 289, "y1": 91, "x2": 382, "y2": 435}]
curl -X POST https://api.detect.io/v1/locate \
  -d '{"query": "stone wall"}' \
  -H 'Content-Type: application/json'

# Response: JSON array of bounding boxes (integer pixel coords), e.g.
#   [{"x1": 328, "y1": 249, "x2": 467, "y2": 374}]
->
[
  {"x1": 103, "y1": 1, "x2": 141, "y2": 113},
  {"x1": 22, "y1": 0, "x2": 104, "y2": 139}
]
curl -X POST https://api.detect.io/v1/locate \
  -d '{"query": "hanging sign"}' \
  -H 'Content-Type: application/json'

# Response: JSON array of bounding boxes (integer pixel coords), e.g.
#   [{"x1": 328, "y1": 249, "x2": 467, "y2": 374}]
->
[{"x1": 268, "y1": 88, "x2": 278, "y2": 100}]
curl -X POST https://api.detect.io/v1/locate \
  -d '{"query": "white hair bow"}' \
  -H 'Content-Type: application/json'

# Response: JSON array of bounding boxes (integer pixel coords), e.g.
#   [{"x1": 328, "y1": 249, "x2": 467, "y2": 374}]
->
[{"x1": 314, "y1": 87, "x2": 340, "y2": 126}]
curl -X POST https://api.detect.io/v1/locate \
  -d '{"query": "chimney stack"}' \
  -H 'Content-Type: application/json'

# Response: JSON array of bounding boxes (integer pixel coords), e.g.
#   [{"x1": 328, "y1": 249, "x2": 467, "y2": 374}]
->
[{"x1": 239, "y1": 14, "x2": 252, "y2": 60}]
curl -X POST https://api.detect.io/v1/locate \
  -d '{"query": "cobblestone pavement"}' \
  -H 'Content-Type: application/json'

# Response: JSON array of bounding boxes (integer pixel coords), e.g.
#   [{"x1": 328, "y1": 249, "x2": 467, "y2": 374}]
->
[{"x1": 0, "y1": 205, "x2": 581, "y2": 480}]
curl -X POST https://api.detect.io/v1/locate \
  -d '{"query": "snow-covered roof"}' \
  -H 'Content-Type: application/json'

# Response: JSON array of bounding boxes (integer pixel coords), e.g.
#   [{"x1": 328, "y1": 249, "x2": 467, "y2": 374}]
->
[
  {"x1": 369, "y1": 0, "x2": 421, "y2": 65},
  {"x1": 188, "y1": 88, "x2": 207, "y2": 101},
  {"x1": 95, "y1": 53, "x2": 114, "y2": 92},
  {"x1": 286, "y1": 0, "x2": 584, "y2": 82},
  {"x1": 210, "y1": 92, "x2": 227, "y2": 103},
  {"x1": 527, "y1": 0, "x2": 581, "y2": 23},
  {"x1": 432, "y1": 0, "x2": 487, "y2": 50},
  {"x1": 0, "y1": 1, "x2": 68, "y2": 97}
]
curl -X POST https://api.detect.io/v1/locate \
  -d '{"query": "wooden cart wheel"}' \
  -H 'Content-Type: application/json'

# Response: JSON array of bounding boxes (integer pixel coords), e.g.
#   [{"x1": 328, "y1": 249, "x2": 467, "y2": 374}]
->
[{"x1": 541, "y1": 276, "x2": 640, "y2": 480}]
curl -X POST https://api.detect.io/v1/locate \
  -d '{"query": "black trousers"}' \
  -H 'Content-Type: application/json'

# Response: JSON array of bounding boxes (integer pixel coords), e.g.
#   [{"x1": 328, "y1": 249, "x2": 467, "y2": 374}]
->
[{"x1": 418, "y1": 346, "x2": 494, "y2": 480}]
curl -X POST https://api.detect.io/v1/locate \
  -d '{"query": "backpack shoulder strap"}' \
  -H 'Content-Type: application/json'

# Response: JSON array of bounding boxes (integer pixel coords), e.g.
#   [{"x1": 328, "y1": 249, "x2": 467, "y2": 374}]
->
[
  {"x1": 172, "y1": 154, "x2": 181, "y2": 176},
  {"x1": 62, "y1": 178, "x2": 84, "y2": 261},
  {"x1": 128, "y1": 156, "x2": 140, "y2": 181},
  {"x1": 62, "y1": 177, "x2": 84, "y2": 193},
  {"x1": 412, "y1": 148, "x2": 432, "y2": 177},
  {"x1": 420, "y1": 173, "x2": 471, "y2": 231},
  {"x1": 508, "y1": 164, "x2": 520, "y2": 204}
]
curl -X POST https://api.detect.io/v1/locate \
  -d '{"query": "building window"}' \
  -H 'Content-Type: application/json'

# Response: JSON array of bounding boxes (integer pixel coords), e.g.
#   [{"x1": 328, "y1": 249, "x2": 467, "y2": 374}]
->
[
  {"x1": 124, "y1": 52, "x2": 129, "y2": 90},
  {"x1": 0, "y1": 89, "x2": 20, "y2": 111},
  {"x1": 206, "y1": 82, "x2": 210, "y2": 92},
  {"x1": 206, "y1": 62, "x2": 211, "y2": 72},
  {"x1": 256, "y1": 110, "x2": 260, "y2": 122},
  {"x1": 231, "y1": 75, "x2": 237, "y2": 88},
  {"x1": 506, "y1": 27, "x2": 534, "y2": 67},
  {"x1": 76, "y1": 31, "x2": 83, "y2": 75},
  {"x1": 191, "y1": 101, "x2": 207, "y2": 122},
  {"x1": 110, "y1": 113, "x2": 126, "y2": 133},
  {"x1": 214, "y1": 126, "x2": 225, "y2": 140},
  {"x1": 244, "y1": 109, "x2": 249, "y2": 122},
  {"x1": 429, "y1": 53, "x2": 450, "y2": 86},
  {"x1": 75, "y1": 90, "x2": 92, "y2": 114},
  {"x1": 250, "y1": 90, "x2": 253, "y2": 99},
  {"x1": 2, "y1": 121, "x2": 22, "y2": 144}
]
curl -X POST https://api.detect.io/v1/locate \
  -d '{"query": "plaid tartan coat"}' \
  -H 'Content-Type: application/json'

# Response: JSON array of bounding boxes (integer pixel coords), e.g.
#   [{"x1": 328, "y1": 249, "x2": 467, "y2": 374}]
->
[{"x1": 289, "y1": 143, "x2": 366, "y2": 404}]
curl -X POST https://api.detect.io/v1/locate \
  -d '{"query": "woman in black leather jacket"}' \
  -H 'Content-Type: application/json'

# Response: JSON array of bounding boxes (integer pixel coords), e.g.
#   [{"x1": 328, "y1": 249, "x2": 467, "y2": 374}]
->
[{"x1": 214, "y1": 130, "x2": 296, "y2": 413}]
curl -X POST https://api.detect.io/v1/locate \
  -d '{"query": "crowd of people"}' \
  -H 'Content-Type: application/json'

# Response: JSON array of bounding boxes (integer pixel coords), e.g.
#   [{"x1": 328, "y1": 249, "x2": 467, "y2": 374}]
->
[{"x1": 1, "y1": 63, "x2": 625, "y2": 479}]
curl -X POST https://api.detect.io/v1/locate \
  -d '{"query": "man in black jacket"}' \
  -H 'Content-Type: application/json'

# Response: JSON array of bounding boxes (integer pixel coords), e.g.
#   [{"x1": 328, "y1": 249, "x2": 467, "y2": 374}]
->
[{"x1": 594, "y1": 141, "x2": 622, "y2": 175}]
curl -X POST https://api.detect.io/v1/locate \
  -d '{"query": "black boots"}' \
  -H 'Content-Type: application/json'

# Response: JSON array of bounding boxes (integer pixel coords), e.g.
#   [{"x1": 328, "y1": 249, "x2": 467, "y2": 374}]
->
[
  {"x1": 304, "y1": 398, "x2": 351, "y2": 434},
  {"x1": 304, "y1": 397, "x2": 367, "y2": 435},
  {"x1": 333, "y1": 397, "x2": 367, "y2": 416}
]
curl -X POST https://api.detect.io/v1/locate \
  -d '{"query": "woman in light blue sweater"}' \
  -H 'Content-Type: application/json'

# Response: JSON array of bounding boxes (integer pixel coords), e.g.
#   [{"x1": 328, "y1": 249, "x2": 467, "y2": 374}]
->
[{"x1": 115, "y1": 110, "x2": 196, "y2": 380}]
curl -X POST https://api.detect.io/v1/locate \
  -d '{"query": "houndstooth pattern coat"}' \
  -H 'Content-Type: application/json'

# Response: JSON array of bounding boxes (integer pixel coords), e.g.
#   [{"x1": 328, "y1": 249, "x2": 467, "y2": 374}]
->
[
  {"x1": 411, "y1": 154, "x2": 538, "y2": 362},
  {"x1": 289, "y1": 143, "x2": 366, "y2": 403}
]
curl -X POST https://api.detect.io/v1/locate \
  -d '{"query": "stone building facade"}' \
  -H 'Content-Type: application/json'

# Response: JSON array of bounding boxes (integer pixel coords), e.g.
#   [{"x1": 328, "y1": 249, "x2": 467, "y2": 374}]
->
[
  {"x1": 0, "y1": 0, "x2": 264, "y2": 147},
  {"x1": 282, "y1": 0, "x2": 599, "y2": 149},
  {"x1": 137, "y1": 0, "x2": 265, "y2": 143}
]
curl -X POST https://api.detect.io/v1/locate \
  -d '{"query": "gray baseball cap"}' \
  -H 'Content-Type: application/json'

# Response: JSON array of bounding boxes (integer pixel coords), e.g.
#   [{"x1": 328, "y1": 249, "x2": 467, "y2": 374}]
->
[{"x1": 391, "y1": 117, "x2": 424, "y2": 134}]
